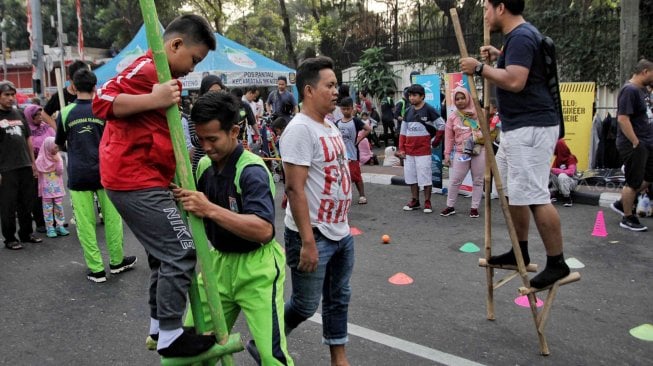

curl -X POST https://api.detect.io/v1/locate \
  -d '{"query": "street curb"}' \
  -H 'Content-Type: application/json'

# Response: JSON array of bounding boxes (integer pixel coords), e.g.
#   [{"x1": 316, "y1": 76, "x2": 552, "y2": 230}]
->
[{"x1": 363, "y1": 172, "x2": 620, "y2": 208}]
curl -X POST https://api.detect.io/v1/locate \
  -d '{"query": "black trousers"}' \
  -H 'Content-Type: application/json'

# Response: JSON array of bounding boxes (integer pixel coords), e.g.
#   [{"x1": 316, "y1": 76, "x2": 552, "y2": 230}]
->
[
  {"x1": 0, "y1": 167, "x2": 36, "y2": 243},
  {"x1": 31, "y1": 177, "x2": 45, "y2": 228}
]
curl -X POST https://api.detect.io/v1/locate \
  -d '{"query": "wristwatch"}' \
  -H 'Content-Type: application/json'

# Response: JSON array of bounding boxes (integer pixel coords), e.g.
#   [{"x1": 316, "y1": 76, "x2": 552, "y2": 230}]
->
[{"x1": 474, "y1": 63, "x2": 484, "y2": 76}]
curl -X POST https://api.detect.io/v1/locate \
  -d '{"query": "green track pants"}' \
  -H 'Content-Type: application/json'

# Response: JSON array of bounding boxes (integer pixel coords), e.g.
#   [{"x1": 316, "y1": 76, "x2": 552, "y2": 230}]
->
[
  {"x1": 185, "y1": 241, "x2": 293, "y2": 365},
  {"x1": 70, "y1": 189, "x2": 124, "y2": 273}
]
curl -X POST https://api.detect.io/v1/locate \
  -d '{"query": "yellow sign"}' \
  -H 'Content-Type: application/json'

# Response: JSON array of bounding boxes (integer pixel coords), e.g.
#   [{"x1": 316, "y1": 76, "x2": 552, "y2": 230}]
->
[{"x1": 560, "y1": 82, "x2": 595, "y2": 171}]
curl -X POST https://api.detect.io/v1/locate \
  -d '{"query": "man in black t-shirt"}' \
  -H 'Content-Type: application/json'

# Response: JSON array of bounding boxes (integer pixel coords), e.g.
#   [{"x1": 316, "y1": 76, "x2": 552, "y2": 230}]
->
[
  {"x1": 459, "y1": 0, "x2": 569, "y2": 289},
  {"x1": 43, "y1": 60, "x2": 89, "y2": 128},
  {"x1": 0, "y1": 80, "x2": 42, "y2": 248},
  {"x1": 609, "y1": 59, "x2": 653, "y2": 231}
]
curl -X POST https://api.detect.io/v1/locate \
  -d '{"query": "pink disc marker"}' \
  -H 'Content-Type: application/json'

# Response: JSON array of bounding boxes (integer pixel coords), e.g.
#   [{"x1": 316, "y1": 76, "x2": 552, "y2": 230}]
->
[
  {"x1": 388, "y1": 272, "x2": 414, "y2": 285},
  {"x1": 514, "y1": 295, "x2": 544, "y2": 308}
]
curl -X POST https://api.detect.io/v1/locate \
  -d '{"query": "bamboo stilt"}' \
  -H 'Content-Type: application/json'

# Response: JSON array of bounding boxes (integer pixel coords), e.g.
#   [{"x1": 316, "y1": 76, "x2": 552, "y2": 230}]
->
[{"x1": 450, "y1": 8, "x2": 580, "y2": 356}]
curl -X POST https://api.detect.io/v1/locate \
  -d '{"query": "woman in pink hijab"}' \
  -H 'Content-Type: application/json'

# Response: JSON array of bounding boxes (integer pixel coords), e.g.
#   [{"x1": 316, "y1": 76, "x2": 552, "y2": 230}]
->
[
  {"x1": 441, "y1": 86, "x2": 486, "y2": 218},
  {"x1": 24, "y1": 104, "x2": 55, "y2": 233}
]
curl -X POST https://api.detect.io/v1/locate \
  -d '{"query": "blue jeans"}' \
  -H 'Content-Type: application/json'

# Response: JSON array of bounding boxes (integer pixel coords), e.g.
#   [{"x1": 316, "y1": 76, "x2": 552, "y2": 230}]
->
[{"x1": 284, "y1": 227, "x2": 355, "y2": 345}]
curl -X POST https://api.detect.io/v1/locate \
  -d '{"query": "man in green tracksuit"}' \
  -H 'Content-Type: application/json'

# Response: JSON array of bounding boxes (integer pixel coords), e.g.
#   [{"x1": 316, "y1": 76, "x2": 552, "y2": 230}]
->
[
  {"x1": 173, "y1": 91, "x2": 293, "y2": 366},
  {"x1": 55, "y1": 68, "x2": 136, "y2": 283}
]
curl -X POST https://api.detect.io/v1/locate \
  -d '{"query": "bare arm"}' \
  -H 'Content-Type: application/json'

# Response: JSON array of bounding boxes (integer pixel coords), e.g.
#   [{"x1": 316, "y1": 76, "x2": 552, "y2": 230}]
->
[
  {"x1": 617, "y1": 114, "x2": 640, "y2": 147},
  {"x1": 27, "y1": 136, "x2": 37, "y2": 177},
  {"x1": 112, "y1": 80, "x2": 180, "y2": 118},
  {"x1": 284, "y1": 162, "x2": 318, "y2": 272},
  {"x1": 41, "y1": 112, "x2": 57, "y2": 130},
  {"x1": 173, "y1": 188, "x2": 273, "y2": 243},
  {"x1": 357, "y1": 123, "x2": 372, "y2": 144},
  {"x1": 460, "y1": 57, "x2": 529, "y2": 93}
]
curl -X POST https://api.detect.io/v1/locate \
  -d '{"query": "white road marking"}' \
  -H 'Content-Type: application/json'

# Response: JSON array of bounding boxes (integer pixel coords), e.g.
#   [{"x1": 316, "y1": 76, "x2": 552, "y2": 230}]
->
[{"x1": 309, "y1": 314, "x2": 486, "y2": 366}]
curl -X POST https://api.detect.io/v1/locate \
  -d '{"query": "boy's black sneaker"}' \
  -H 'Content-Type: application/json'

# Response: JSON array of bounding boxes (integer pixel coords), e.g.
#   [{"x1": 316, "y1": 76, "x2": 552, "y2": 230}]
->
[
  {"x1": 620, "y1": 215, "x2": 648, "y2": 232},
  {"x1": 245, "y1": 340, "x2": 262, "y2": 365},
  {"x1": 158, "y1": 331, "x2": 216, "y2": 358},
  {"x1": 110, "y1": 256, "x2": 137, "y2": 274},
  {"x1": 87, "y1": 270, "x2": 107, "y2": 283}
]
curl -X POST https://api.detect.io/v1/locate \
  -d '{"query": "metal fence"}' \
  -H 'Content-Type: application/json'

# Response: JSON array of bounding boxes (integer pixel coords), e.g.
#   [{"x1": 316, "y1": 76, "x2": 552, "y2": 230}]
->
[{"x1": 334, "y1": 4, "x2": 653, "y2": 88}]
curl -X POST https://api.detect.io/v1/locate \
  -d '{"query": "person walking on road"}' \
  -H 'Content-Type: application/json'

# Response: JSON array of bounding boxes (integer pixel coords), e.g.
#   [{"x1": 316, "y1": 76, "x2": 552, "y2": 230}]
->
[
  {"x1": 280, "y1": 56, "x2": 355, "y2": 366},
  {"x1": 610, "y1": 59, "x2": 653, "y2": 231}
]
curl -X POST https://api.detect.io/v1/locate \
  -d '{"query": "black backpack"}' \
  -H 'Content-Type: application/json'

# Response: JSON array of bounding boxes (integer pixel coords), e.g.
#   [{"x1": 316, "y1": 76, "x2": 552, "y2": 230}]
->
[{"x1": 541, "y1": 36, "x2": 565, "y2": 139}]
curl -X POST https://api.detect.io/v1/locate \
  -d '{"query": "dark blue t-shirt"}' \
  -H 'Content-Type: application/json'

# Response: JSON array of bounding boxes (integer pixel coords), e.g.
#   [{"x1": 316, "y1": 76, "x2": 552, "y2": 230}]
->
[
  {"x1": 197, "y1": 145, "x2": 275, "y2": 253},
  {"x1": 266, "y1": 90, "x2": 297, "y2": 119},
  {"x1": 496, "y1": 22, "x2": 558, "y2": 132},
  {"x1": 616, "y1": 83, "x2": 653, "y2": 148},
  {"x1": 54, "y1": 99, "x2": 105, "y2": 191}
]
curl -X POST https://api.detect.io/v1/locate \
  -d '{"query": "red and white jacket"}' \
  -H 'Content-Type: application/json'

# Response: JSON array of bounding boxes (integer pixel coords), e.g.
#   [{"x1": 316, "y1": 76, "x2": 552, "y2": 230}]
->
[{"x1": 93, "y1": 50, "x2": 179, "y2": 191}]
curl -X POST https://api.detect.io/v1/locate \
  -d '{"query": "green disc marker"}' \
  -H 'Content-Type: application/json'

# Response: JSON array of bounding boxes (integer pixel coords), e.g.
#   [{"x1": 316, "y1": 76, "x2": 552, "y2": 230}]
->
[
  {"x1": 460, "y1": 242, "x2": 480, "y2": 253},
  {"x1": 630, "y1": 324, "x2": 653, "y2": 342}
]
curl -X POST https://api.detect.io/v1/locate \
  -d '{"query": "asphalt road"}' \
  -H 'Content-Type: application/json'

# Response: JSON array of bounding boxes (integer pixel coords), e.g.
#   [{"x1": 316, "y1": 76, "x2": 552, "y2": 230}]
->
[{"x1": 1, "y1": 182, "x2": 652, "y2": 365}]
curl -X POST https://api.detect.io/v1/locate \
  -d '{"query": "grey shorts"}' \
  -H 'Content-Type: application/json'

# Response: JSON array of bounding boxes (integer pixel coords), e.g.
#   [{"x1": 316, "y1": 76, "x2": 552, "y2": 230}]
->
[{"x1": 496, "y1": 126, "x2": 558, "y2": 205}]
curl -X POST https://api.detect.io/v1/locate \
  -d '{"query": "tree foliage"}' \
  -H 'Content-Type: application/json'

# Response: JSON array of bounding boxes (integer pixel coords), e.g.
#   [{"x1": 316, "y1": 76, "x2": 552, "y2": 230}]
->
[{"x1": 354, "y1": 47, "x2": 398, "y2": 98}]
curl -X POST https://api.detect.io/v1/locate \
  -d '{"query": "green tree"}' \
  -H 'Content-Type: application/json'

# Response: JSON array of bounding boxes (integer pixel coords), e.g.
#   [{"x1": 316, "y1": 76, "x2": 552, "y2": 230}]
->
[{"x1": 354, "y1": 47, "x2": 398, "y2": 98}]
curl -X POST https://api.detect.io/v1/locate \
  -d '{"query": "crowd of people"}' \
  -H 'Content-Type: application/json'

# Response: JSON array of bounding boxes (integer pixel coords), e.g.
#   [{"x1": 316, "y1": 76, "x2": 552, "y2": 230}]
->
[{"x1": 1, "y1": 0, "x2": 652, "y2": 364}]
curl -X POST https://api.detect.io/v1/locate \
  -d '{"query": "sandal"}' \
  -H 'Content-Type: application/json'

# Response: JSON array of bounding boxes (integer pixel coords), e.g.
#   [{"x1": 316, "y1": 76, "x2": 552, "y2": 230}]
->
[
  {"x1": 22, "y1": 235, "x2": 43, "y2": 244},
  {"x1": 358, "y1": 196, "x2": 368, "y2": 204},
  {"x1": 5, "y1": 241, "x2": 23, "y2": 250}
]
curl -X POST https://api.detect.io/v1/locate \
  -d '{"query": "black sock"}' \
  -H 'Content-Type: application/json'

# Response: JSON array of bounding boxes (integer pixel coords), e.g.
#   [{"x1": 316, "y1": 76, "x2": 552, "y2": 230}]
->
[
  {"x1": 530, "y1": 253, "x2": 570, "y2": 289},
  {"x1": 488, "y1": 241, "x2": 530, "y2": 266},
  {"x1": 158, "y1": 330, "x2": 216, "y2": 358}
]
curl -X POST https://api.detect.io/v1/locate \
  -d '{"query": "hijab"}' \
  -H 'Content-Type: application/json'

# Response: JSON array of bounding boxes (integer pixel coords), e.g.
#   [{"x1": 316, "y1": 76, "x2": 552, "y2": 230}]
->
[
  {"x1": 35, "y1": 136, "x2": 61, "y2": 173},
  {"x1": 199, "y1": 75, "x2": 225, "y2": 96},
  {"x1": 24, "y1": 104, "x2": 54, "y2": 156},
  {"x1": 452, "y1": 86, "x2": 477, "y2": 119},
  {"x1": 452, "y1": 86, "x2": 478, "y2": 129},
  {"x1": 553, "y1": 139, "x2": 578, "y2": 168}
]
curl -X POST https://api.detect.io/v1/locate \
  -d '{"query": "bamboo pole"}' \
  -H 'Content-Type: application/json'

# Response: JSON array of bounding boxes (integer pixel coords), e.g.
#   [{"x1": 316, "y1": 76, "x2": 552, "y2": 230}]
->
[
  {"x1": 449, "y1": 8, "x2": 549, "y2": 355},
  {"x1": 137, "y1": 1, "x2": 239, "y2": 364},
  {"x1": 481, "y1": 11, "x2": 494, "y2": 321}
]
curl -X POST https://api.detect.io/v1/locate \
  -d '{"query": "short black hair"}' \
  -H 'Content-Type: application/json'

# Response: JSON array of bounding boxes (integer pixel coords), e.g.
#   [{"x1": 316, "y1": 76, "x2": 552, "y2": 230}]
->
[
  {"x1": 72, "y1": 69, "x2": 97, "y2": 93},
  {"x1": 230, "y1": 87, "x2": 244, "y2": 99},
  {"x1": 634, "y1": 59, "x2": 653, "y2": 74},
  {"x1": 361, "y1": 111, "x2": 369, "y2": 117},
  {"x1": 488, "y1": 0, "x2": 525, "y2": 15},
  {"x1": 164, "y1": 14, "x2": 216, "y2": 51},
  {"x1": 272, "y1": 117, "x2": 288, "y2": 132},
  {"x1": 338, "y1": 96, "x2": 353, "y2": 107},
  {"x1": 67, "y1": 60, "x2": 88, "y2": 79},
  {"x1": 245, "y1": 86, "x2": 258, "y2": 94},
  {"x1": 358, "y1": 89, "x2": 368, "y2": 97},
  {"x1": 191, "y1": 91, "x2": 240, "y2": 132},
  {"x1": 277, "y1": 76, "x2": 287, "y2": 83},
  {"x1": 407, "y1": 83, "x2": 425, "y2": 96},
  {"x1": 296, "y1": 56, "x2": 334, "y2": 100}
]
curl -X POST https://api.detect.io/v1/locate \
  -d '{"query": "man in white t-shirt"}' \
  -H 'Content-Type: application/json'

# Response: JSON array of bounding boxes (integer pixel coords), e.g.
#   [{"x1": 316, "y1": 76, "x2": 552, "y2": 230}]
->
[{"x1": 279, "y1": 56, "x2": 354, "y2": 366}]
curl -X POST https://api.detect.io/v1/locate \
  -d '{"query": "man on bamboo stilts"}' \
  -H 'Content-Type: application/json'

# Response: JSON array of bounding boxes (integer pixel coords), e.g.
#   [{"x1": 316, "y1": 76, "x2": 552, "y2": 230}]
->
[{"x1": 460, "y1": 0, "x2": 570, "y2": 288}]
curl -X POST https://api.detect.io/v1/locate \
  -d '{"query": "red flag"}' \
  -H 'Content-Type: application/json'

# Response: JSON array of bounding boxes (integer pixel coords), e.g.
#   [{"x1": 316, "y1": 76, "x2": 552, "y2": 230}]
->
[{"x1": 76, "y1": 0, "x2": 84, "y2": 60}]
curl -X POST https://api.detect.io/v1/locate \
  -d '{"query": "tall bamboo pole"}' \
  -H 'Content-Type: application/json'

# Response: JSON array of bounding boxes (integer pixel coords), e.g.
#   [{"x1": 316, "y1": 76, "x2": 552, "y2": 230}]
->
[
  {"x1": 482, "y1": 15, "x2": 495, "y2": 321},
  {"x1": 138, "y1": 1, "x2": 238, "y2": 364}
]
